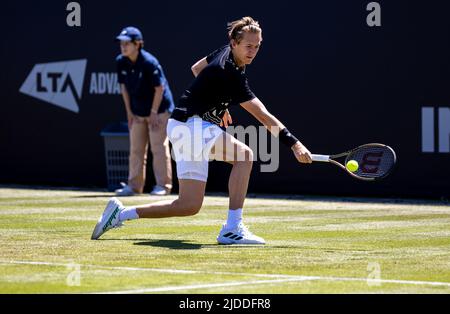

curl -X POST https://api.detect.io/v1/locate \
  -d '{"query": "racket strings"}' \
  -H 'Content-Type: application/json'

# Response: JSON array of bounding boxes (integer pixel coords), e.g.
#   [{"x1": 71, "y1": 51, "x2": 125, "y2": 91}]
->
[{"x1": 347, "y1": 145, "x2": 396, "y2": 179}]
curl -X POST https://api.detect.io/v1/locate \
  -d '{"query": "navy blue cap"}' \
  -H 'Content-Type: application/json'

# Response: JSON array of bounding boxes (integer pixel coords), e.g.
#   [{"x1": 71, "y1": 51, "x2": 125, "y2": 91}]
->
[{"x1": 116, "y1": 26, "x2": 143, "y2": 42}]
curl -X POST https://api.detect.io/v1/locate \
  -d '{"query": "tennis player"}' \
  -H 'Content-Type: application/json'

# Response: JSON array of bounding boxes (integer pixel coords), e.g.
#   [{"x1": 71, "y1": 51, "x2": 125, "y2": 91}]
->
[{"x1": 92, "y1": 17, "x2": 312, "y2": 244}]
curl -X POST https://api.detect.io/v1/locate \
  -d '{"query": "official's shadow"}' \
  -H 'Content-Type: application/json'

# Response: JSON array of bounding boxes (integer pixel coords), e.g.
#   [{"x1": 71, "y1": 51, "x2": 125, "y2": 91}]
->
[{"x1": 72, "y1": 194, "x2": 113, "y2": 198}]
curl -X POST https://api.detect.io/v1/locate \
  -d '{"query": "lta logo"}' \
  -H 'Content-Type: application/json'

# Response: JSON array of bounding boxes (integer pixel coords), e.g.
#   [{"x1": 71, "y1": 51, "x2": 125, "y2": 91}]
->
[{"x1": 19, "y1": 59, "x2": 87, "y2": 113}]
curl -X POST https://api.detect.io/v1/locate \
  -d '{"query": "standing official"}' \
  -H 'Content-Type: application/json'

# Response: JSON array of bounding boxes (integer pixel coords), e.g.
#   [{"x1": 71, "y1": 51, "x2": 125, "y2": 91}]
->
[{"x1": 115, "y1": 26, "x2": 174, "y2": 196}]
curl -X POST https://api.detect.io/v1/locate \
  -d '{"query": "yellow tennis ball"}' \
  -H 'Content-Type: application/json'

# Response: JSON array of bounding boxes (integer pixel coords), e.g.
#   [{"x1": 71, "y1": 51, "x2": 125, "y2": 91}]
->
[{"x1": 346, "y1": 160, "x2": 359, "y2": 172}]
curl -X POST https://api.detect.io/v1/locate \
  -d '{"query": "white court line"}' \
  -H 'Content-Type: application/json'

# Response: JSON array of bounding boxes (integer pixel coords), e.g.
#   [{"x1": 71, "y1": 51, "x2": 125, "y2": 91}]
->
[
  {"x1": 0, "y1": 260, "x2": 308, "y2": 278},
  {"x1": 2, "y1": 260, "x2": 450, "y2": 292},
  {"x1": 96, "y1": 278, "x2": 314, "y2": 294}
]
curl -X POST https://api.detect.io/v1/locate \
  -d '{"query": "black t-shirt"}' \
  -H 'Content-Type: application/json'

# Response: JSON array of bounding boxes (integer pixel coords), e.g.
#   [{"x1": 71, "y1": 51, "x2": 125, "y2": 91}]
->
[{"x1": 177, "y1": 45, "x2": 256, "y2": 124}]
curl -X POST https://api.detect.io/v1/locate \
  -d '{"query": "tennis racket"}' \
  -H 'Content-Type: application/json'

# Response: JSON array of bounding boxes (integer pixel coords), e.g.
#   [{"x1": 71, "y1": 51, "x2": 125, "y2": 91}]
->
[{"x1": 311, "y1": 143, "x2": 397, "y2": 181}]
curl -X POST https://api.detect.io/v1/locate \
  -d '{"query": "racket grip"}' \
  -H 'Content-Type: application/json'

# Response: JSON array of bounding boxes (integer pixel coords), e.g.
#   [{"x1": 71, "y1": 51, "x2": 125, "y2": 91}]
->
[{"x1": 311, "y1": 154, "x2": 330, "y2": 162}]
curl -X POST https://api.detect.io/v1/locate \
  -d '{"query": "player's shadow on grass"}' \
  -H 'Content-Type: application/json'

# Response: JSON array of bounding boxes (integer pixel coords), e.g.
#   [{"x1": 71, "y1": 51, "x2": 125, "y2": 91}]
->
[
  {"x1": 133, "y1": 240, "x2": 290, "y2": 250},
  {"x1": 134, "y1": 239, "x2": 204, "y2": 250}
]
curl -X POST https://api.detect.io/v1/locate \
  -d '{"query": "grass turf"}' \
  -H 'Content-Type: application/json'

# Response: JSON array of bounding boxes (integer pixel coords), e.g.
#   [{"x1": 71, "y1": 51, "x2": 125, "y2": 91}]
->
[{"x1": 0, "y1": 186, "x2": 449, "y2": 293}]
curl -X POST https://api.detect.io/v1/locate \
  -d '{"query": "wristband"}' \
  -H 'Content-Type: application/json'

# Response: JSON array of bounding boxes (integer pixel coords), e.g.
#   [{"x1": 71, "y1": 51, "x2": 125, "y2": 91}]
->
[{"x1": 279, "y1": 128, "x2": 299, "y2": 148}]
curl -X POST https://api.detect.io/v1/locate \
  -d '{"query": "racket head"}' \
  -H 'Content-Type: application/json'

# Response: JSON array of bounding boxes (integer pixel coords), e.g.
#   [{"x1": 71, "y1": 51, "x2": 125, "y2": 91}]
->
[{"x1": 341, "y1": 143, "x2": 397, "y2": 181}]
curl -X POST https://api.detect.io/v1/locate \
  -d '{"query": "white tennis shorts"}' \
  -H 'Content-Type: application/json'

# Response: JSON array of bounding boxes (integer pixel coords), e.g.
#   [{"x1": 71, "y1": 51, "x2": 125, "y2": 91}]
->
[{"x1": 167, "y1": 116, "x2": 224, "y2": 182}]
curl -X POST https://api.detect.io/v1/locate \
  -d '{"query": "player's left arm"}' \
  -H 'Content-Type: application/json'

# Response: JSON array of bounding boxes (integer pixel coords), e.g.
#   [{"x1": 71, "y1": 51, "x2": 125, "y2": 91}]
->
[
  {"x1": 241, "y1": 97, "x2": 312, "y2": 163},
  {"x1": 191, "y1": 56, "x2": 231, "y2": 126},
  {"x1": 191, "y1": 57, "x2": 208, "y2": 77}
]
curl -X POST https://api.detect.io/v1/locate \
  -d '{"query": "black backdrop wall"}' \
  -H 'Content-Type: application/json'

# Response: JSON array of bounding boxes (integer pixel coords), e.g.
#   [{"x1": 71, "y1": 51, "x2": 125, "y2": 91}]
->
[{"x1": 1, "y1": 1, "x2": 449, "y2": 198}]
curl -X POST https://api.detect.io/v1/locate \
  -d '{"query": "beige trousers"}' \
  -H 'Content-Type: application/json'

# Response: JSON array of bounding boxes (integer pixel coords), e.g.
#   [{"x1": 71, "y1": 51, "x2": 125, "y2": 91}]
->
[{"x1": 128, "y1": 112, "x2": 172, "y2": 193}]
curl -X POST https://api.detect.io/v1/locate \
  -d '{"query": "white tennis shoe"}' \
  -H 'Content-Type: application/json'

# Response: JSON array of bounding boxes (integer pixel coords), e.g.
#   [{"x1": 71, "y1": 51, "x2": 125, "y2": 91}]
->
[
  {"x1": 91, "y1": 197, "x2": 124, "y2": 240},
  {"x1": 150, "y1": 185, "x2": 171, "y2": 196},
  {"x1": 217, "y1": 223, "x2": 265, "y2": 245},
  {"x1": 115, "y1": 183, "x2": 135, "y2": 196}
]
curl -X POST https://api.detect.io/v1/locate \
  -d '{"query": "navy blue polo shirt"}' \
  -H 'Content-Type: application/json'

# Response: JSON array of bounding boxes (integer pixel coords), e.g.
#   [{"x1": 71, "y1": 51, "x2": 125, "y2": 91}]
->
[
  {"x1": 116, "y1": 49, "x2": 175, "y2": 117},
  {"x1": 176, "y1": 45, "x2": 255, "y2": 125}
]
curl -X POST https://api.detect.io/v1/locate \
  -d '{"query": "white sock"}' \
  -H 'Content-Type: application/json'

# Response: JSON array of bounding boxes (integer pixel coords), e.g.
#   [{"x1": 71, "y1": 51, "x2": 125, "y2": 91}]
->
[
  {"x1": 226, "y1": 208, "x2": 243, "y2": 229},
  {"x1": 119, "y1": 207, "x2": 139, "y2": 222}
]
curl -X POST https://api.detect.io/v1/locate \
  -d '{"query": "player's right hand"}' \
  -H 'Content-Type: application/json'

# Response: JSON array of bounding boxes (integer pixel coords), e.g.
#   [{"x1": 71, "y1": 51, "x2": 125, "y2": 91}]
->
[{"x1": 292, "y1": 141, "x2": 312, "y2": 164}]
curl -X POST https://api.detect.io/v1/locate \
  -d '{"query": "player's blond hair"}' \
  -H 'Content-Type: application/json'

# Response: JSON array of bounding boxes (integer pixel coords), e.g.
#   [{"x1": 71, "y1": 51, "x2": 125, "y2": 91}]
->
[{"x1": 227, "y1": 16, "x2": 262, "y2": 43}]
